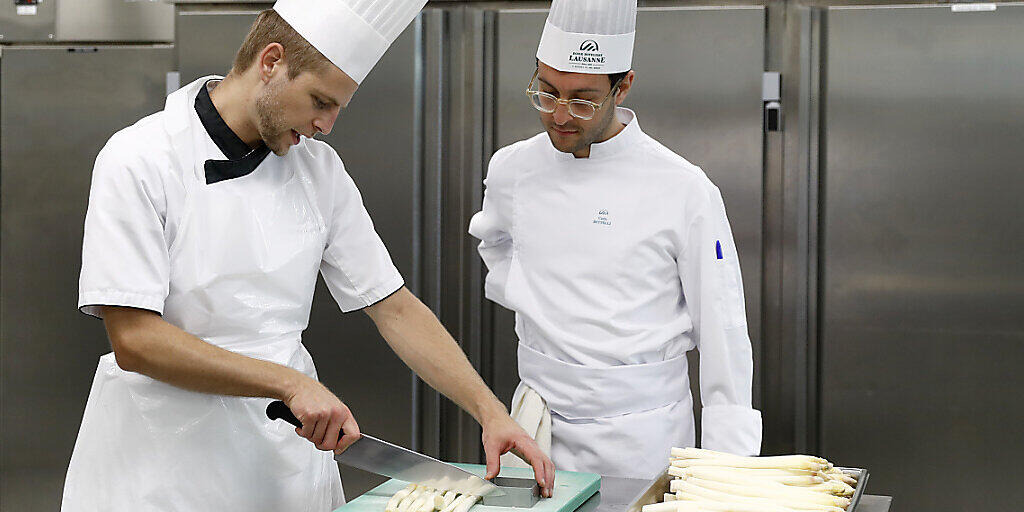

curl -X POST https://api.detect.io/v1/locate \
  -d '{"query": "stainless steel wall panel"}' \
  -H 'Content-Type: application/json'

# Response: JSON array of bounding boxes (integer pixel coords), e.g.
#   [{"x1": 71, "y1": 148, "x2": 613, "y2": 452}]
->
[
  {"x1": 0, "y1": 1, "x2": 57, "y2": 42},
  {"x1": 416, "y1": 7, "x2": 446, "y2": 459},
  {"x1": 176, "y1": 9, "x2": 266, "y2": 82},
  {"x1": 770, "y1": 3, "x2": 822, "y2": 456},
  {"x1": 820, "y1": 5, "x2": 1024, "y2": 511},
  {"x1": 630, "y1": 7, "x2": 767, "y2": 417},
  {"x1": 0, "y1": 44, "x2": 174, "y2": 511},
  {"x1": 435, "y1": 6, "x2": 491, "y2": 465},
  {"x1": 56, "y1": 0, "x2": 174, "y2": 42},
  {"x1": 487, "y1": 6, "x2": 766, "y2": 438},
  {"x1": 0, "y1": 0, "x2": 173, "y2": 43},
  {"x1": 176, "y1": 7, "x2": 422, "y2": 497}
]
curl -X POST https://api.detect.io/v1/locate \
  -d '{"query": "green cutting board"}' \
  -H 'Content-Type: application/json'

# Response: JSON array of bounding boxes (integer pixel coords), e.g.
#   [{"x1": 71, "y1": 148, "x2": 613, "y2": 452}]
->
[{"x1": 336, "y1": 464, "x2": 601, "y2": 512}]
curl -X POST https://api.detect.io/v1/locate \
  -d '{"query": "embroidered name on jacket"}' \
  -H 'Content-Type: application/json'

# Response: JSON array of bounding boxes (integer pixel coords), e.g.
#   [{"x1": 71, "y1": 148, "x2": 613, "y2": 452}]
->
[{"x1": 593, "y1": 209, "x2": 612, "y2": 226}]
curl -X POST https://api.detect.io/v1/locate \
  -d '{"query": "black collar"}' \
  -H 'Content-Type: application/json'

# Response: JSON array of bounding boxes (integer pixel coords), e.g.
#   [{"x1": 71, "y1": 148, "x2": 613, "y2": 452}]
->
[{"x1": 194, "y1": 80, "x2": 271, "y2": 184}]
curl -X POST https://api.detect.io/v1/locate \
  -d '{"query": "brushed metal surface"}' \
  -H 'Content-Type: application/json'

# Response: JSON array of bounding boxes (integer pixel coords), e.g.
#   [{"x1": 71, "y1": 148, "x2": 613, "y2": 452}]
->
[
  {"x1": 0, "y1": 43, "x2": 174, "y2": 512},
  {"x1": 176, "y1": 9, "x2": 264, "y2": 83},
  {"x1": 0, "y1": 0, "x2": 172, "y2": 42},
  {"x1": 0, "y1": 0, "x2": 57, "y2": 42},
  {"x1": 488, "y1": 6, "x2": 766, "y2": 432},
  {"x1": 56, "y1": 0, "x2": 173, "y2": 42},
  {"x1": 176, "y1": 10, "x2": 421, "y2": 497},
  {"x1": 820, "y1": 5, "x2": 1024, "y2": 511}
]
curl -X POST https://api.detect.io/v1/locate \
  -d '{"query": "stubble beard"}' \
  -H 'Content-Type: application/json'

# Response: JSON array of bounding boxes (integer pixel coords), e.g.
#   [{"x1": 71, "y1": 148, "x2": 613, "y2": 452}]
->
[
  {"x1": 255, "y1": 80, "x2": 290, "y2": 156},
  {"x1": 548, "y1": 104, "x2": 616, "y2": 155}
]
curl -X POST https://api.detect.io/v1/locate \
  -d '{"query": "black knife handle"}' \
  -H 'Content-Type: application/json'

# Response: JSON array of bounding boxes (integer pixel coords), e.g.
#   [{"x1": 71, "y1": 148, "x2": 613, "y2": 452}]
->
[
  {"x1": 267, "y1": 401, "x2": 349, "y2": 441},
  {"x1": 267, "y1": 400, "x2": 304, "y2": 428}
]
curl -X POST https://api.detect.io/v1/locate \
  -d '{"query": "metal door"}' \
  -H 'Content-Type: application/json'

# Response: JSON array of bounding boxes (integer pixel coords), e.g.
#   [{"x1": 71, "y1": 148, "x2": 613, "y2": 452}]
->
[
  {"x1": 0, "y1": 0, "x2": 173, "y2": 43},
  {"x1": 176, "y1": 8, "x2": 420, "y2": 497},
  {"x1": 820, "y1": 5, "x2": 1024, "y2": 510},
  {"x1": 0, "y1": 44, "x2": 174, "y2": 511},
  {"x1": 486, "y1": 6, "x2": 767, "y2": 434}
]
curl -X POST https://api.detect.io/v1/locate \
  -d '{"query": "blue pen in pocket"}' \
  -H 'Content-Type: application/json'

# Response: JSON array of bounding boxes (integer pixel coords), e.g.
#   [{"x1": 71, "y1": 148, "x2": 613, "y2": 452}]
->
[{"x1": 716, "y1": 240, "x2": 723, "y2": 260}]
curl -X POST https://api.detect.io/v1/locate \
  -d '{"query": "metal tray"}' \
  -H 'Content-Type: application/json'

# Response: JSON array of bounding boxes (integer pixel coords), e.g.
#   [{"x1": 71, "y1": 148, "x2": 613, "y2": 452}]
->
[
  {"x1": 625, "y1": 465, "x2": 871, "y2": 512},
  {"x1": 836, "y1": 467, "x2": 871, "y2": 511}
]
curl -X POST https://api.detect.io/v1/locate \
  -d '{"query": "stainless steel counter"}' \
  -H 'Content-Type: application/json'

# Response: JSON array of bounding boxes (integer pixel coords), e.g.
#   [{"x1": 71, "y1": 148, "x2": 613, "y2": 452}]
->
[{"x1": 577, "y1": 476, "x2": 892, "y2": 512}]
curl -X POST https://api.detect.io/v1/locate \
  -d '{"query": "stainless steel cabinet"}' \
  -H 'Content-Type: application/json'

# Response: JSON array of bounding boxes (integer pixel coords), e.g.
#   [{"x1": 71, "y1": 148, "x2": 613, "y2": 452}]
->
[
  {"x1": 0, "y1": 0, "x2": 173, "y2": 43},
  {"x1": 819, "y1": 5, "x2": 1024, "y2": 511},
  {"x1": 0, "y1": 44, "x2": 174, "y2": 512}
]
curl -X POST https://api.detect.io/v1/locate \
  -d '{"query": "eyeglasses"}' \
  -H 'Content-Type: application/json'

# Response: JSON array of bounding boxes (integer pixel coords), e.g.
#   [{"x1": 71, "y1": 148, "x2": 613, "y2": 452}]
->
[{"x1": 525, "y1": 68, "x2": 623, "y2": 121}]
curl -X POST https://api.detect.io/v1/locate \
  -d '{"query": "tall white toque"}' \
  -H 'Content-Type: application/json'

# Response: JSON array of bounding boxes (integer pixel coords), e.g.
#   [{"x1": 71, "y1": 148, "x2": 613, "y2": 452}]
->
[
  {"x1": 273, "y1": 0, "x2": 427, "y2": 84},
  {"x1": 536, "y1": 0, "x2": 637, "y2": 74}
]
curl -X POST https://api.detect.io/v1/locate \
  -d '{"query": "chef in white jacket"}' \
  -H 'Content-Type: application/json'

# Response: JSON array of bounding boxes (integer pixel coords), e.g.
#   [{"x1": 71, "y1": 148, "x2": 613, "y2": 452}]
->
[
  {"x1": 469, "y1": 0, "x2": 762, "y2": 479},
  {"x1": 63, "y1": 1, "x2": 554, "y2": 510}
]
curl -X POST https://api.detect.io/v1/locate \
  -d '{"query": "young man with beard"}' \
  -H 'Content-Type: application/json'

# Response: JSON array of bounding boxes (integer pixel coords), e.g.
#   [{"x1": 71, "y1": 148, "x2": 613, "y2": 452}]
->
[
  {"x1": 469, "y1": 0, "x2": 762, "y2": 479},
  {"x1": 65, "y1": 2, "x2": 553, "y2": 510}
]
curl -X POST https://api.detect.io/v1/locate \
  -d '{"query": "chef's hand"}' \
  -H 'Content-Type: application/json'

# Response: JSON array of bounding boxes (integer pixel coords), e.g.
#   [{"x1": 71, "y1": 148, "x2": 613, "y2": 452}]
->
[
  {"x1": 286, "y1": 377, "x2": 361, "y2": 455},
  {"x1": 481, "y1": 415, "x2": 556, "y2": 498}
]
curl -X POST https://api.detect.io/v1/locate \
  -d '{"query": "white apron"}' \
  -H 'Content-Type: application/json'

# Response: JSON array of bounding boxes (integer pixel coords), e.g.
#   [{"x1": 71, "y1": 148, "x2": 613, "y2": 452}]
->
[
  {"x1": 63, "y1": 81, "x2": 344, "y2": 511},
  {"x1": 501, "y1": 343, "x2": 694, "y2": 480}
]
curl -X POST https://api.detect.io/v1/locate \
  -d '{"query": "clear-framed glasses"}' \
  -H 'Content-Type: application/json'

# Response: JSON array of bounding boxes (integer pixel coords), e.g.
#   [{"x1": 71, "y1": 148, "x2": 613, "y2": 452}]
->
[{"x1": 525, "y1": 68, "x2": 623, "y2": 121}]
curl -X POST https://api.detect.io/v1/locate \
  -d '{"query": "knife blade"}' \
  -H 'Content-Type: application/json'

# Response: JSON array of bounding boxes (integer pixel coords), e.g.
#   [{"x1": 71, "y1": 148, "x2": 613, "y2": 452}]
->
[{"x1": 267, "y1": 401, "x2": 504, "y2": 497}]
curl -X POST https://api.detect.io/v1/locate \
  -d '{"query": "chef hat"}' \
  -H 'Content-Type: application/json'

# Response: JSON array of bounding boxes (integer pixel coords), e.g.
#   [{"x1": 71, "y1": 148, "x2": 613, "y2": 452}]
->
[
  {"x1": 274, "y1": 0, "x2": 427, "y2": 84},
  {"x1": 536, "y1": 0, "x2": 637, "y2": 74}
]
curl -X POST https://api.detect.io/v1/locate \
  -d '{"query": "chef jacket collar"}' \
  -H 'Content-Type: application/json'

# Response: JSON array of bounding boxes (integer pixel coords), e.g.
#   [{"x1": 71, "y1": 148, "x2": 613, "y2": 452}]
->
[
  {"x1": 550, "y1": 107, "x2": 641, "y2": 162},
  {"x1": 194, "y1": 79, "x2": 272, "y2": 184},
  {"x1": 195, "y1": 80, "x2": 253, "y2": 160}
]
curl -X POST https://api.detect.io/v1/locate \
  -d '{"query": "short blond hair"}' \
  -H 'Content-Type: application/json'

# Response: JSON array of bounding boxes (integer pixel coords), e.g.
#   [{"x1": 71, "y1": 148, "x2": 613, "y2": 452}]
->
[{"x1": 231, "y1": 9, "x2": 332, "y2": 79}]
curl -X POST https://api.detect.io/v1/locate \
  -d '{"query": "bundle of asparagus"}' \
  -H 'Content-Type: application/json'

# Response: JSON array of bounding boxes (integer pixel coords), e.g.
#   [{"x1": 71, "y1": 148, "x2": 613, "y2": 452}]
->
[
  {"x1": 385, "y1": 484, "x2": 480, "y2": 512},
  {"x1": 641, "y1": 448, "x2": 859, "y2": 512}
]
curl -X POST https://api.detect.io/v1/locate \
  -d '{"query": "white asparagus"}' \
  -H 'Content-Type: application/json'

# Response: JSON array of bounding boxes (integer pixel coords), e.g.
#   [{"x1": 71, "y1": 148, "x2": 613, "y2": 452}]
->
[
  {"x1": 671, "y1": 458, "x2": 826, "y2": 472},
  {"x1": 440, "y1": 491, "x2": 459, "y2": 508},
  {"x1": 807, "y1": 481, "x2": 854, "y2": 497},
  {"x1": 679, "y1": 478, "x2": 850, "y2": 508},
  {"x1": 671, "y1": 448, "x2": 828, "y2": 466},
  {"x1": 397, "y1": 486, "x2": 427, "y2": 512},
  {"x1": 410, "y1": 489, "x2": 440, "y2": 512},
  {"x1": 387, "y1": 484, "x2": 418, "y2": 512},
  {"x1": 821, "y1": 470, "x2": 858, "y2": 487},
  {"x1": 675, "y1": 491, "x2": 827, "y2": 512},
  {"x1": 440, "y1": 495, "x2": 468, "y2": 512},
  {"x1": 642, "y1": 501, "x2": 685, "y2": 512},
  {"x1": 451, "y1": 495, "x2": 479, "y2": 512},
  {"x1": 674, "y1": 466, "x2": 825, "y2": 486},
  {"x1": 675, "y1": 483, "x2": 845, "y2": 512},
  {"x1": 668, "y1": 466, "x2": 817, "y2": 479},
  {"x1": 674, "y1": 491, "x2": 809, "y2": 512},
  {"x1": 659, "y1": 448, "x2": 859, "y2": 512}
]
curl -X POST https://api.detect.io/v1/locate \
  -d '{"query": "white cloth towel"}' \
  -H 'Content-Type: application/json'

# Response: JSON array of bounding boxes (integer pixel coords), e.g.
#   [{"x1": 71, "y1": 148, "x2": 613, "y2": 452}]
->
[{"x1": 500, "y1": 383, "x2": 551, "y2": 468}]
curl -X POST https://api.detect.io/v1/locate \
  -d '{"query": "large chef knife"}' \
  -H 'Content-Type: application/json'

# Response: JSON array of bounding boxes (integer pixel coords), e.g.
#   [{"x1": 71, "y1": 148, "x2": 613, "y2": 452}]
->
[{"x1": 267, "y1": 401, "x2": 504, "y2": 497}]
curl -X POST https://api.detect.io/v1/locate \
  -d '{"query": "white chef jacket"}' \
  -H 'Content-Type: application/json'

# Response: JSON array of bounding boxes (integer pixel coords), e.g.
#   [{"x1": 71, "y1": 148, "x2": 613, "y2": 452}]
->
[
  {"x1": 469, "y1": 108, "x2": 761, "y2": 478},
  {"x1": 64, "y1": 77, "x2": 403, "y2": 512}
]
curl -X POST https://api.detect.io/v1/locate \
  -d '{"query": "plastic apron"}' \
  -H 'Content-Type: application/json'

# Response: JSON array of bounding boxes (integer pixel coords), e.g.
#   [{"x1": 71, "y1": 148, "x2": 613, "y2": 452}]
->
[
  {"x1": 62, "y1": 80, "x2": 344, "y2": 512},
  {"x1": 501, "y1": 341, "x2": 694, "y2": 480}
]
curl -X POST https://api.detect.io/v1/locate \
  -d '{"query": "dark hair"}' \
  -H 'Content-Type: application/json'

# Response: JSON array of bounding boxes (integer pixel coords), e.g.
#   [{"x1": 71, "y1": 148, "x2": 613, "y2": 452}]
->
[{"x1": 608, "y1": 71, "x2": 628, "y2": 88}]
